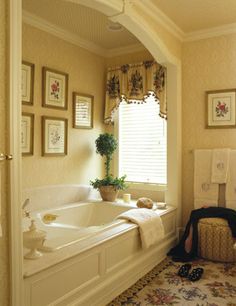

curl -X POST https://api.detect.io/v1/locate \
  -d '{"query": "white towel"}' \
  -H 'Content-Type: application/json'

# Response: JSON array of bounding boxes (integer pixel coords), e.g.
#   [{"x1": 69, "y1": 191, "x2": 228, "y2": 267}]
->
[
  {"x1": 225, "y1": 150, "x2": 236, "y2": 209},
  {"x1": 194, "y1": 149, "x2": 219, "y2": 209},
  {"x1": 211, "y1": 148, "x2": 230, "y2": 183},
  {"x1": 116, "y1": 208, "x2": 164, "y2": 249}
]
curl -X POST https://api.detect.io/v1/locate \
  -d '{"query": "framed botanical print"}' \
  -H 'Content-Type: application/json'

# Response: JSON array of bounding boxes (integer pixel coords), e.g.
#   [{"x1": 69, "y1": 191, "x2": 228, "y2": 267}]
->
[
  {"x1": 42, "y1": 116, "x2": 68, "y2": 156},
  {"x1": 21, "y1": 113, "x2": 34, "y2": 156},
  {"x1": 206, "y1": 89, "x2": 236, "y2": 128},
  {"x1": 42, "y1": 67, "x2": 68, "y2": 110},
  {"x1": 22, "y1": 61, "x2": 34, "y2": 105},
  {"x1": 73, "y1": 92, "x2": 93, "y2": 129}
]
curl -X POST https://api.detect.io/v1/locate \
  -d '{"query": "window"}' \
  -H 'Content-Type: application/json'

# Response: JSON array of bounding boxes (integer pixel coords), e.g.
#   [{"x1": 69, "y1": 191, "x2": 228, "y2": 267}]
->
[{"x1": 118, "y1": 96, "x2": 167, "y2": 185}]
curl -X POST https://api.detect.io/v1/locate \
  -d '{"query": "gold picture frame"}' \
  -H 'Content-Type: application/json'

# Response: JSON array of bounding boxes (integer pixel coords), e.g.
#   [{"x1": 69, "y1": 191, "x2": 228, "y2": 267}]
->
[
  {"x1": 206, "y1": 88, "x2": 236, "y2": 128},
  {"x1": 73, "y1": 92, "x2": 94, "y2": 129},
  {"x1": 42, "y1": 116, "x2": 68, "y2": 156},
  {"x1": 42, "y1": 67, "x2": 69, "y2": 110},
  {"x1": 22, "y1": 61, "x2": 35, "y2": 105},
  {"x1": 21, "y1": 112, "x2": 34, "y2": 156}
]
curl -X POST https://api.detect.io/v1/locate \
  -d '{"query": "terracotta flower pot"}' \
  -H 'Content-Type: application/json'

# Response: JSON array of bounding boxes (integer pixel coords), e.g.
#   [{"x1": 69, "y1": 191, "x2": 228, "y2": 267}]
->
[{"x1": 99, "y1": 185, "x2": 119, "y2": 202}]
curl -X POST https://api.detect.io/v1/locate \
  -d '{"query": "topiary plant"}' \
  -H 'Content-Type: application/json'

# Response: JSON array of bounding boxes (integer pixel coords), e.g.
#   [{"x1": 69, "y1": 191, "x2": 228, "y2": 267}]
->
[
  {"x1": 95, "y1": 133, "x2": 117, "y2": 178},
  {"x1": 90, "y1": 133, "x2": 127, "y2": 199}
]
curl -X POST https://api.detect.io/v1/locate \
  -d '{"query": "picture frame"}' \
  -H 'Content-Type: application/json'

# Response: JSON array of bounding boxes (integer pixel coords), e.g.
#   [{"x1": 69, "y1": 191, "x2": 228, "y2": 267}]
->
[
  {"x1": 21, "y1": 112, "x2": 34, "y2": 156},
  {"x1": 73, "y1": 92, "x2": 93, "y2": 129},
  {"x1": 42, "y1": 116, "x2": 68, "y2": 156},
  {"x1": 206, "y1": 89, "x2": 236, "y2": 128},
  {"x1": 22, "y1": 61, "x2": 34, "y2": 105},
  {"x1": 42, "y1": 67, "x2": 68, "y2": 110}
]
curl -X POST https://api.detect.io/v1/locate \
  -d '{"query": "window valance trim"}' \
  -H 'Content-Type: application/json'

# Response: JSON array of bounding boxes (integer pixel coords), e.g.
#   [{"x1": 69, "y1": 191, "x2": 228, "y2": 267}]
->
[{"x1": 104, "y1": 60, "x2": 167, "y2": 124}]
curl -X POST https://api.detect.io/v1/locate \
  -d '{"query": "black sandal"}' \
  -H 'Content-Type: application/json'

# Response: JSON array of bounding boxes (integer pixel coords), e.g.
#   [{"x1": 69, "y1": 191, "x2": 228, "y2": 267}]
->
[
  {"x1": 177, "y1": 264, "x2": 191, "y2": 277},
  {"x1": 188, "y1": 267, "x2": 204, "y2": 281}
]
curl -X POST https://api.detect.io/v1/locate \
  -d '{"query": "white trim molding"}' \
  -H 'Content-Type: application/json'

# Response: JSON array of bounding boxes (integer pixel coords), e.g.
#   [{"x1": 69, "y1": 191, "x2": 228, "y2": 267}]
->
[
  {"x1": 184, "y1": 22, "x2": 236, "y2": 41},
  {"x1": 66, "y1": 0, "x2": 124, "y2": 17},
  {"x1": 136, "y1": 0, "x2": 184, "y2": 41},
  {"x1": 10, "y1": 0, "x2": 24, "y2": 305},
  {"x1": 127, "y1": 0, "x2": 236, "y2": 42},
  {"x1": 23, "y1": 0, "x2": 236, "y2": 57},
  {"x1": 22, "y1": 10, "x2": 145, "y2": 58},
  {"x1": 22, "y1": 10, "x2": 106, "y2": 57}
]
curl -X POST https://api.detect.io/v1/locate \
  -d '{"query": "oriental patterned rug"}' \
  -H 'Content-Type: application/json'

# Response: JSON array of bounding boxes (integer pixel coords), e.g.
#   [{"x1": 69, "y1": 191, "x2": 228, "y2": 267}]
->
[{"x1": 108, "y1": 257, "x2": 236, "y2": 306}]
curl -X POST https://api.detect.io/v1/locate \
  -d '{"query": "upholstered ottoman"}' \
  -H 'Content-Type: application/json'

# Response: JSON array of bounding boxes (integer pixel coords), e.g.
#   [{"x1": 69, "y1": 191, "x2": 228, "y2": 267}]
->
[{"x1": 198, "y1": 218, "x2": 236, "y2": 262}]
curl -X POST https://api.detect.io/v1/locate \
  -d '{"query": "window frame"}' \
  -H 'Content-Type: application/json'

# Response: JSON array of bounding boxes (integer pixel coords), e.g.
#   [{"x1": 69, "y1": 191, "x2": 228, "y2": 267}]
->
[{"x1": 113, "y1": 103, "x2": 167, "y2": 192}]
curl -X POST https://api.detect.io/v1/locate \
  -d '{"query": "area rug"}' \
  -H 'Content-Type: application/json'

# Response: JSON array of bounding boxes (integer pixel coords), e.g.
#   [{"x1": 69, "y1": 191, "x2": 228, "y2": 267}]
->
[{"x1": 108, "y1": 257, "x2": 236, "y2": 306}]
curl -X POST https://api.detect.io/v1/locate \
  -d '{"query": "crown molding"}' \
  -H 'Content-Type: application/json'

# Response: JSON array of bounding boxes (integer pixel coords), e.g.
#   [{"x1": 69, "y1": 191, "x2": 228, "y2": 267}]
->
[
  {"x1": 66, "y1": 0, "x2": 123, "y2": 17},
  {"x1": 22, "y1": 10, "x2": 145, "y2": 58},
  {"x1": 134, "y1": 0, "x2": 184, "y2": 42},
  {"x1": 127, "y1": 0, "x2": 236, "y2": 42},
  {"x1": 184, "y1": 22, "x2": 236, "y2": 41},
  {"x1": 22, "y1": 10, "x2": 107, "y2": 56}
]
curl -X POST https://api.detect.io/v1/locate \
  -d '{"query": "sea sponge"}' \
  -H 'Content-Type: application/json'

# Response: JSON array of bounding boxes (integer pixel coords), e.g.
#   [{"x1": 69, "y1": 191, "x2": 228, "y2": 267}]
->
[{"x1": 136, "y1": 197, "x2": 153, "y2": 209}]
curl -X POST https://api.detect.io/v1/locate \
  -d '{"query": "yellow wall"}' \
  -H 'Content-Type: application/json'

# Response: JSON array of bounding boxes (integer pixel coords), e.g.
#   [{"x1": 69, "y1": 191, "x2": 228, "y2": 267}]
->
[
  {"x1": 106, "y1": 49, "x2": 153, "y2": 67},
  {"x1": 182, "y1": 33, "x2": 236, "y2": 224},
  {"x1": 22, "y1": 24, "x2": 158, "y2": 193},
  {"x1": 0, "y1": 1, "x2": 10, "y2": 305},
  {"x1": 22, "y1": 24, "x2": 106, "y2": 189}
]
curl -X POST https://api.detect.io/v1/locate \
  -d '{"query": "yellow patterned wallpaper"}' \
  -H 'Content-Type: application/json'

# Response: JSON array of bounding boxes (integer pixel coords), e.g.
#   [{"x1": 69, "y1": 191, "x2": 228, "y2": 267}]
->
[
  {"x1": 182, "y1": 33, "x2": 236, "y2": 224},
  {"x1": 106, "y1": 49, "x2": 153, "y2": 67},
  {"x1": 22, "y1": 24, "x2": 106, "y2": 189},
  {"x1": 0, "y1": 1, "x2": 10, "y2": 305}
]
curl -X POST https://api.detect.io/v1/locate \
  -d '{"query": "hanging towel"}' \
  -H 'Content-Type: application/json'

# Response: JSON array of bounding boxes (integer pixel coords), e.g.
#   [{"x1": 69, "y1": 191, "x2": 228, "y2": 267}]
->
[
  {"x1": 194, "y1": 150, "x2": 219, "y2": 209},
  {"x1": 211, "y1": 148, "x2": 230, "y2": 183},
  {"x1": 116, "y1": 208, "x2": 164, "y2": 249},
  {"x1": 225, "y1": 150, "x2": 236, "y2": 209}
]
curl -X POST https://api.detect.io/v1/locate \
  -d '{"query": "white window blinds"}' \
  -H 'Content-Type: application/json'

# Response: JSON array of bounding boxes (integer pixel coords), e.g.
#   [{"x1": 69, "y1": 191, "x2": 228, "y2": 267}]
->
[{"x1": 118, "y1": 97, "x2": 167, "y2": 185}]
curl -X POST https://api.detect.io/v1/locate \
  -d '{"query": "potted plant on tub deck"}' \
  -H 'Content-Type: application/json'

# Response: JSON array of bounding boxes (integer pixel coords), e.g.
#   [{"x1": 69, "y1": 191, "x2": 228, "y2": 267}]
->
[{"x1": 90, "y1": 133, "x2": 127, "y2": 201}]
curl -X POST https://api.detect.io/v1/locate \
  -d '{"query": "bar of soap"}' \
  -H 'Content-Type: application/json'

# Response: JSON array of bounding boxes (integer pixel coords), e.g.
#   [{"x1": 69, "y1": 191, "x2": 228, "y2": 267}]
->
[
  {"x1": 136, "y1": 197, "x2": 153, "y2": 209},
  {"x1": 156, "y1": 202, "x2": 166, "y2": 209}
]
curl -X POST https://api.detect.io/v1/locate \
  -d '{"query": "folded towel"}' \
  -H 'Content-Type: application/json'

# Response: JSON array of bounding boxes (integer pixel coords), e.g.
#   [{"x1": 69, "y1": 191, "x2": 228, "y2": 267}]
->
[
  {"x1": 225, "y1": 150, "x2": 236, "y2": 209},
  {"x1": 116, "y1": 208, "x2": 164, "y2": 249},
  {"x1": 194, "y1": 150, "x2": 219, "y2": 208},
  {"x1": 211, "y1": 148, "x2": 230, "y2": 183}
]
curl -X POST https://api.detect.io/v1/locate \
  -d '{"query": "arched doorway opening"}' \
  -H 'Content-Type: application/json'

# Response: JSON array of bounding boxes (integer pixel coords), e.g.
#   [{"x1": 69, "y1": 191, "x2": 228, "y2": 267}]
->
[{"x1": 10, "y1": 1, "x2": 181, "y2": 305}]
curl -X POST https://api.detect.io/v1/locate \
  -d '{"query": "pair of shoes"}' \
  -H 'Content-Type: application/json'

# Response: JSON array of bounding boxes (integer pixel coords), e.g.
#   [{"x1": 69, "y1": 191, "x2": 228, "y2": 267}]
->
[
  {"x1": 188, "y1": 267, "x2": 204, "y2": 282},
  {"x1": 177, "y1": 264, "x2": 204, "y2": 281},
  {"x1": 177, "y1": 263, "x2": 191, "y2": 277}
]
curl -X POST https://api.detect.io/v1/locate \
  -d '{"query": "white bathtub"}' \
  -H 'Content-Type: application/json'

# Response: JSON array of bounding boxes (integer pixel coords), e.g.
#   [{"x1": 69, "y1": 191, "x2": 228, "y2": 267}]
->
[
  {"x1": 23, "y1": 185, "x2": 177, "y2": 306},
  {"x1": 24, "y1": 201, "x2": 134, "y2": 251}
]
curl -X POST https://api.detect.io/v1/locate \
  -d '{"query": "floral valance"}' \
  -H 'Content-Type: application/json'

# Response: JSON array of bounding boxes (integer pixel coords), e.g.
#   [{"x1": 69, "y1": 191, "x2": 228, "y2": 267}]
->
[{"x1": 104, "y1": 60, "x2": 167, "y2": 124}]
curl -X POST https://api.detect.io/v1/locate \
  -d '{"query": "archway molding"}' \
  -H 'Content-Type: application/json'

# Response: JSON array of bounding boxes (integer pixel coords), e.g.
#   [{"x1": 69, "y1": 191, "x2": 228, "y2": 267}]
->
[{"x1": 71, "y1": 0, "x2": 182, "y2": 223}]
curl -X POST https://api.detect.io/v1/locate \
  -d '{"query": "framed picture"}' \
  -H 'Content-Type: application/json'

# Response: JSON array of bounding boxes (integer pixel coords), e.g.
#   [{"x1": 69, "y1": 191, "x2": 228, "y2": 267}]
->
[
  {"x1": 42, "y1": 116, "x2": 68, "y2": 156},
  {"x1": 206, "y1": 89, "x2": 236, "y2": 128},
  {"x1": 21, "y1": 113, "x2": 34, "y2": 156},
  {"x1": 42, "y1": 67, "x2": 68, "y2": 110},
  {"x1": 73, "y1": 92, "x2": 93, "y2": 129},
  {"x1": 22, "y1": 61, "x2": 34, "y2": 105}
]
